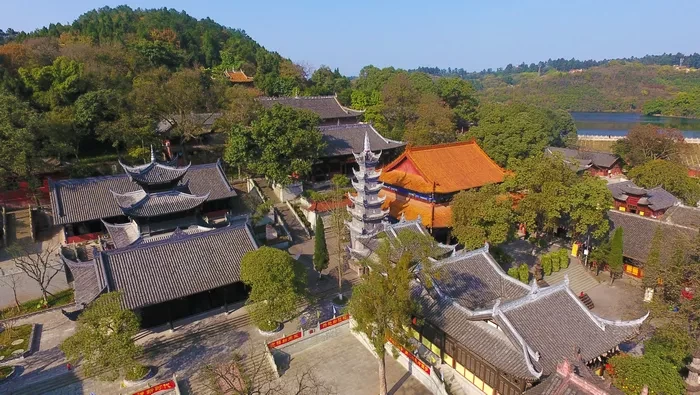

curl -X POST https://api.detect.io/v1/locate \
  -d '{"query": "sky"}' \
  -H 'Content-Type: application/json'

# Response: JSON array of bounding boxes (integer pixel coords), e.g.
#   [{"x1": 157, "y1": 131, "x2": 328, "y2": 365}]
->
[{"x1": 2, "y1": 0, "x2": 700, "y2": 76}]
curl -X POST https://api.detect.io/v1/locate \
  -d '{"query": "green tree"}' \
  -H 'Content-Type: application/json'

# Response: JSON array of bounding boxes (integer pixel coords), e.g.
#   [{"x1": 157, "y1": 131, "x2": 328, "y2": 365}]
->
[
  {"x1": 60, "y1": 292, "x2": 143, "y2": 381},
  {"x1": 567, "y1": 175, "x2": 612, "y2": 240},
  {"x1": 451, "y1": 184, "x2": 513, "y2": 250},
  {"x1": 628, "y1": 159, "x2": 700, "y2": 205},
  {"x1": 402, "y1": 93, "x2": 456, "y2": 145},
  {"x1": 642, "y1": 226, "x2": 663, "y2": 290},
  {"x1": 608, "y1": 227, "x2": 624, "y2": 284},
  {"x1": 0, "y1": 90, "x2": 42, "y2": 186},
  {"x1": 517, "y1": 263, "x2": 530, "y2": 284},
  {"x1": 241, "y1": 247, "x2": 307, "y2": 331},
  {"x1": 612, "y1": 124, "x2": 686, "y2": 167},
  {"x1": 18, "y1": 56, "x2": 88, "y2": 109},
  {"x1": 313, "y1": 215, "x2": 329, "y2": 279},
  {"x1": 608, "y1": 354, "x2": 685, "y2": 395},
  {"x1": 348, "y1": 241, "x2": 417, "y2": 395},
  {"x1": 224, "y1": 105, "x2": 323, "y2": 185},
  {"x1": 380, "y1": 73, "x2": 418, "y2": 139},
  {"x1": 644, "y1": 325, "x2": 696, "y2": 368}
]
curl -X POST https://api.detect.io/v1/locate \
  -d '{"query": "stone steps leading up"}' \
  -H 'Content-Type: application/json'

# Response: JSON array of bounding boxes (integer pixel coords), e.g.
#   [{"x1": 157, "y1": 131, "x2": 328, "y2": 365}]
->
[{"x1": 544, "y1": 261, "x2": 600, "y2": 295}]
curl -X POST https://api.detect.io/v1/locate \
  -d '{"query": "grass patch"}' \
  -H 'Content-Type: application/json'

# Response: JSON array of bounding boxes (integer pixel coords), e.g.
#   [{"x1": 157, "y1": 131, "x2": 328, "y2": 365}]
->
[
  {"x1": 0, "y1": 289, "x2": 74, "y2": 320},
  {"x1": 0, "y1": 324, "x2": 32, "y2": 361},
  {"x1": 125, "y1": 364, "x2": 150, "y2": 381},
  {"x1": 0, "y1": 365, "x2": 13, "y2": 379}
]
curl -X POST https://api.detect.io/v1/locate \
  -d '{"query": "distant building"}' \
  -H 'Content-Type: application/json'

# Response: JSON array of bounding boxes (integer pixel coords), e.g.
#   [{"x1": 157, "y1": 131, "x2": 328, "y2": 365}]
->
[
  {"x1": 258, "y1": 95, "x2": 363, "y2": 125},
  {"x1": 224, "y1": 69, "x2": 254, "y2": 83},
  {"x1": 607, "y1": 180, "x2": 679, "y2": 218},
  {"x1": 545, "y1": 147, "x2": 622, "y2": 177},
  {"x1": 379, "y1": 141, "x2": 506, "y2": 240},
  {"x1": 569, "y1": 69, "x2": 584, "y2": 74}
]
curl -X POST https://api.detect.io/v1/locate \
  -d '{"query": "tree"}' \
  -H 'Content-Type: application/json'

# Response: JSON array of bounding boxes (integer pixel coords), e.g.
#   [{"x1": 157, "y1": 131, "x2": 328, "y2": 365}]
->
[
  {"x1": 402, "y1": 93, "x2": 456, "y2": 145},
  {"x1": 201, "y1": 349, "x2": 335, "y2": 395},
  {"x1": 313, "y1": 215, "x2": 329, "y2": 279},
  {"x1": 608, "y1": 227, "x2": 624, "y2": 284},
  {"x1": 9, "y1": 242, "x2": 62, "y2": 304},
  {"x1": 628, "y1": 159, "x2": 700, "y2": 205},
  {"x1": 61, "y1": 292, "x2": 143, "y2": 381},
  {"x1": 517, "y1": 263, "x2": 530, "y2": 284},
  {"x1": 241, "y1": 247, "x2": 307, "y2": 331},
  {"x1": 224, "y1": 105, "x2": 323, "y2": 185},
  {"x1": 325, "y1": 177, "x2": 351, "y2": 303},
  {"x1": 567, "y1": 176, "x2": 612, "y2": 240},
  {"x1": 465, "y1": 102, "x2": 575, "y2": 167},
  {"x1": 642, "y1": 226, "x2": 663, "y2": 290},
  {"x1": 0, "y1": 90, "x2": 42, "y2": 186},
  {"x1": 644, "y1": 325, "x2": 696, "y2": 368},
  {"x1": 451, "y1": 184, "x2": 513, "y2": 250},
  {"x1": 347, "y1": 241, "x2": 417, "y2": 395},
  {"x1": 607, "y1": 354, "x2": 685, "y2": 395},
  {"x1": 0, "y1": 273, "x2": 23, "y2": 313},
  {"x1": 612, "y1": 124, "x2": 686, "y2": 167},
  {"x1": 381, "y1": 73, "x2": 419, "y2": 139}
]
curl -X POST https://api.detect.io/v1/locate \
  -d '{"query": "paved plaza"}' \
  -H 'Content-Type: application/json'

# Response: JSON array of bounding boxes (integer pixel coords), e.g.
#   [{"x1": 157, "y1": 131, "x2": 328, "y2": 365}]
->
[{"x1": 280, "y1": 327, "x2": 430, "y2": 395}]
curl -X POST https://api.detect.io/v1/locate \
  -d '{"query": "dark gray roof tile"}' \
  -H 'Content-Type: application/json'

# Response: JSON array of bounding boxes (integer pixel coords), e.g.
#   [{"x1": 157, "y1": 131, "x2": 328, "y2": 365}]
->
[
  {"x1": 50, "y1": 162, "x2": 236, "y2": 225},
  {"x1": 661, "y1": 205, "x2": 700, "y2": 229},
  {"x1": 258, "y1": 96, "x2": 363, "y2": 120},
  {"x1": 607, "y1": 181, "x2": 679, "y2": 212},
  {"x1": 112, "y1": 190, "x2": 209, "y2": 217},
  {"x1": 318, "y1": 123, "x2": 404, "y2": 158},
  {"x1": 546, "y1": 147, "x2": 619, "y2": 169},
  {"x1": 120, "y1": 161, "x2": 191, "y2": 186}
]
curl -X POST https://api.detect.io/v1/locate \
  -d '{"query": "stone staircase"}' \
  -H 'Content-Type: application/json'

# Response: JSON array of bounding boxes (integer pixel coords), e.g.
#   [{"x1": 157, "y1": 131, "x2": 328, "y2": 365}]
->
[
  {"x1": 544, "y1": 260, "x2": 600, "y2": 295},
  {"x1": 440, "y1": 364, "x2": 481, "y2": 395},
  {"x1": 6, "y1": 209, "x2": 32, "y2": 245}
]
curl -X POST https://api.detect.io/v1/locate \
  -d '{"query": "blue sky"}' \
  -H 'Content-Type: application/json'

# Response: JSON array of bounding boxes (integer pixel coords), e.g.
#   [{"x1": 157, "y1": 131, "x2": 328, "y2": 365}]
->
[{"x1": 2, "y1": 0, "x2": 699, "y2": 75}]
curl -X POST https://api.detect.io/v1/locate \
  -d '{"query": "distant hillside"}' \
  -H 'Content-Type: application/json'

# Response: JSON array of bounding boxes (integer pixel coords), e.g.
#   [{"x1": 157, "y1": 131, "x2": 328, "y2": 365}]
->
[{"x1": 477, "y1": 62, "x2": 700, "y2": 117}]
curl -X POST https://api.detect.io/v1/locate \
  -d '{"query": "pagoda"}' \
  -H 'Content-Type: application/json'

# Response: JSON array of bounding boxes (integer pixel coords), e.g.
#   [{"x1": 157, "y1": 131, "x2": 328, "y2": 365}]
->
[{"x1": 346, "y1": 132, "x2": 389, "y2": 256}]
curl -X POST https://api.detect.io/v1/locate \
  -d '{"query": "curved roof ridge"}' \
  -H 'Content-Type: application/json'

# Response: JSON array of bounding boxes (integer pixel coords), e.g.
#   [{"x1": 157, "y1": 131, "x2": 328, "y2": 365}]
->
[
  {"x1": 333, "y1": 95, "x2": 365, "y2": 115},
  {"x1": 259, "y1": 95, "x2": 337, "y2": 101},
  {"x1": 493, "y1": 307, "x2": 543, "y2": 378},
  {"x1": 595, "y1": 311, "x2": 650, "y2": 327}
]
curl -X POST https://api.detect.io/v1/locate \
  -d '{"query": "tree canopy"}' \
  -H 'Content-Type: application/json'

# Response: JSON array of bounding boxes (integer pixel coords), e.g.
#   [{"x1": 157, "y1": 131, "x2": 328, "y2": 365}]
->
[
  {"x1": 224, "y1": 104, "x2": 324, "y2": 184},
  {"x1": 240, "y1": 247, "x2": 307, "y2": 331},
  {"x1": 612, "y1": 124, "x2": 686, "y2": 167},
  {"x1": 451, "y1": 184, "x2": 514, "y2": 249},
  {"x1": 628, "y1": 159, "x2": 700, "y2": 205}
]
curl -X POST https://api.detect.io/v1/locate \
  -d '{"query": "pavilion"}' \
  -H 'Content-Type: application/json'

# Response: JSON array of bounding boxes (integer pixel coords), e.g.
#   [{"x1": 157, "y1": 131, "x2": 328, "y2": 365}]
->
[{"x1": 258, "y1": 95, "x2": 363, "y2": 125}]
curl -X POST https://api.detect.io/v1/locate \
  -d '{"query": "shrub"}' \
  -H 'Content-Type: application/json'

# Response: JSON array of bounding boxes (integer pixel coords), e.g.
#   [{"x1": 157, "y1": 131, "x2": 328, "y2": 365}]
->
[
  {"x1": 507, "y1": 267, "x2": 519, "y2": 279},
  {"x1": 559, "y1": 249, "x2": 570, "y2": 269},
  {"x1": 125, "y1": 364, "x2": 149, "y2": 381},
  {"x1": 552, "y1": 253, "x2": 561, "y2": 272},
  {"x1": 542, "y1": 255, "x2": 552, "y2": 276},
  {"x1": 518, "y1": 263, "x2": 530, "y2": 284}
]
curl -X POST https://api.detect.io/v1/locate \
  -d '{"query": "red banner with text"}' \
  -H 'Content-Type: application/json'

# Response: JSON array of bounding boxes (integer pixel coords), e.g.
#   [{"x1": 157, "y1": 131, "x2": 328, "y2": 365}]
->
[
  {"x1": 131, "y1": 380, "x2": 176, "y2": 395},
  {"x1": 388, "y1": 338, "x2": 431, "y2": 375},
  {"x1": 319, "y1": 313, "x2": 350, "y2": 330},
  {"x1": 267, "y1": 331, "x2": 302, "y2": 349}
]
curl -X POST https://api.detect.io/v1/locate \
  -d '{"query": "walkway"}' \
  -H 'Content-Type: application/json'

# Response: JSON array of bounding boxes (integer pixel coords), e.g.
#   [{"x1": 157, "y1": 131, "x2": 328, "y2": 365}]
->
[
  {"x1": 254, "y1": 178, "x2": 309, "y2": 243},
  {"x1": 543, "y1": 259, "x2": 600, "y2": 295}
]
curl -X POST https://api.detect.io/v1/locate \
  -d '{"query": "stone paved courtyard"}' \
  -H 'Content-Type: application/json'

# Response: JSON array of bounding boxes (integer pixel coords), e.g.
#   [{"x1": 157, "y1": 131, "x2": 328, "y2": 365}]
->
[{"x1": 280, "y1": 327, "x2": 430, "y2": 395}]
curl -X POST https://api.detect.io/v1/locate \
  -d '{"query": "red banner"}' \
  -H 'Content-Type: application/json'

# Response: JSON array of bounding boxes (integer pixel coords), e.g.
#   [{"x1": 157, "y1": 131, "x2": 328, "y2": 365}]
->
[
  {"x1": 267, "y1": 331, "x2": 302, "y2": 349},
  {"x1": 131, "y1": 380, "x2": 176, "y2": 395},
  {"x1": 388, "y1": 338, "x2": 431, "y2": 375},
  {"x1": 319, "y1": 313, "x2": 350, "y2": 330}
]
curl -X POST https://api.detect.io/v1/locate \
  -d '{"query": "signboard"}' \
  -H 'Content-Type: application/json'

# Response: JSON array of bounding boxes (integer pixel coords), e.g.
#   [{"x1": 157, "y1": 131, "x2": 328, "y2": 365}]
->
[
  {"x1": 267, "y1": 331, "x2": 302, "y2": 349},
  {"x1": 319, "y1": 314, "x2": 350, "y2": 330},
  {"x1": 131, "y1": 380, "x2": 176, "y2": 395},
  {"x1": 388, "y1": 338, "x2": 431, "y2": 375}
]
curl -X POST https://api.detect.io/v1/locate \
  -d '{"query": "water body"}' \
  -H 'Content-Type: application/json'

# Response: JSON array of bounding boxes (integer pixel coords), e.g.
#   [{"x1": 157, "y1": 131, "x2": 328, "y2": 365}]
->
[{"x1": 572, "y1": 112, "x2": 700, "y2": 139}]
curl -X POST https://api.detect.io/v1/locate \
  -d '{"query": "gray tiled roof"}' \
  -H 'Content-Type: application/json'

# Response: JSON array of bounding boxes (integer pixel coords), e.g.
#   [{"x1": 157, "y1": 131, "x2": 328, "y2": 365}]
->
[
  {"x1": 432, "y1": 249, "x2": 530, "y2": 310},
  {"x1": 258, "y1": 96, "x2": 363, "y2": 120},
  {"x1": 662, "y1": 205, "x2": 700, "y2": 229},
  {"x1": 50, "y1": 162, "x2": 236, "y2": 225},
  {"x1": 102, "y1": 220, "x2": 140, "y2": 248},
  {"x1": 414, "y1": 284, "x2": 535, "y2": 379},
  {"x1": 120, "y1": 161, "x2": 191, "y2": 185},
  {"x1": 317, "y1": 124, "x2": 405, "y2": 158},
  {"x1": 500, "y1": 285, "x2": 642, "y2": 375},
  {"x1": 156, "y1": 113, "x2": 222, "y2": 135},
  {"x1": 93, "y1": 223, "x2": 257, "y2": 310},
  {"x1": 608, "y1": 210, "x2": 698, "y2": 263},
  {"x1": 61, "y1": 251, "x2": 107, "y2": 306},
  {"x1": 112, "y1": 190, "x2": 209, "y2": 217},
  {"x1": 607, "y1": 180, "x2": 680, "y2": 212},
  {"x1": 546, "y1": 147, "x2": 619, "y2": 170},
  {"x1": 524, "y1": 361, "x2": 624, "y2": 395}
]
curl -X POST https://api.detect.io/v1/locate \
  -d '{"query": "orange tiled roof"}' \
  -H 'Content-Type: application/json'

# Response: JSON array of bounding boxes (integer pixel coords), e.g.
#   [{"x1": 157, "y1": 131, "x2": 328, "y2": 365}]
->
[
  {"x1": 308, "y1": 198, "x2": 349, "y2": 213},
  {"x1": 225, "y1": 70, "x2": 254, "y2": 83},
  {"x1": 381, "y1": 190, "x2": 452, "y2": 228},
  {"x1": 379, "y1": 141, "x2": 505, "y2": 194}
]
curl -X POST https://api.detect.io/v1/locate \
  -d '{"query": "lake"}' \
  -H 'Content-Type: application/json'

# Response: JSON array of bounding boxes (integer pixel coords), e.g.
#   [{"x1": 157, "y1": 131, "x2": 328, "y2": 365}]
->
[{"x1": 572, "y1": 112, "x2": 700, "y2": 139}]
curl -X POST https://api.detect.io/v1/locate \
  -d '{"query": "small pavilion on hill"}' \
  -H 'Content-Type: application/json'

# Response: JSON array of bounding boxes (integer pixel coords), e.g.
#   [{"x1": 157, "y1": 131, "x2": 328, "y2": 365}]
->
[
  {"x1": 379, "y1": 141, "x2": 506, "y2": 240},
  {"x1": 258, "y1": 95, "x2": 363, "y2": 125}
]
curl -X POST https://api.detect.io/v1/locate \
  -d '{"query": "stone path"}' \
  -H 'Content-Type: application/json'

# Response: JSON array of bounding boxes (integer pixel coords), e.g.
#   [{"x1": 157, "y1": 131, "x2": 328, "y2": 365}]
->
[{"x1": 544, "y1": 259, "x2": 600, "y2": 295}]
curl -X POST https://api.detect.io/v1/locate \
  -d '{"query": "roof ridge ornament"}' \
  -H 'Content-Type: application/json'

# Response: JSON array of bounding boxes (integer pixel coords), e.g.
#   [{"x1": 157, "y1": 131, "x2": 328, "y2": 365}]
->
[
  {"x1": 150, "y1": 145, "x2": 156, "y2": 163},
  {"x1": 363, "y1": 130, "x2": 371, "y2": 153}
]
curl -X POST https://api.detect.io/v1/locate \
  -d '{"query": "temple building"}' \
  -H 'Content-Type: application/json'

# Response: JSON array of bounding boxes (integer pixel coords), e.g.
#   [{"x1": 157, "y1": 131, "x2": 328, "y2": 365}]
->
[
  {"x1": 312, "y1": 123, "x2": 404, "y2": 183},
  {"x1": 345, "y1": 139, "x2": 645, "y2": 395},
  {"x1": 224, "y1": 69, "x2": 254, "y2": 84},
  {"x1": 50, "y1": 150, "x2": 237, "y2": 244},
  {"x1": 607, "y1": 180, "x2": 679, "y2": 218},
  {"x1": 258, "y1": 95, "x2": 363, "y2": 125},
  {"x1": 545, "y1": 147, "x2": 622, "y2": 177},
  {"x1": 379, "y1": 141, "x2": 506, "y2": 240},
  {"x1": 608, "y1": 209, "x2": 698, "y2": 278}
]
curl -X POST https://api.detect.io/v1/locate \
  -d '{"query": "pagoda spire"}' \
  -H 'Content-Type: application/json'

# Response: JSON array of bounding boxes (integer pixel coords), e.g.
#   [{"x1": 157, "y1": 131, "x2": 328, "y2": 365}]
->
[
  {"x1": 346, "y1": 132, "x2": 388, "y2": 256},
  {"x1": 150, "y1": 145, "x2": 156, "y2": 162}
]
